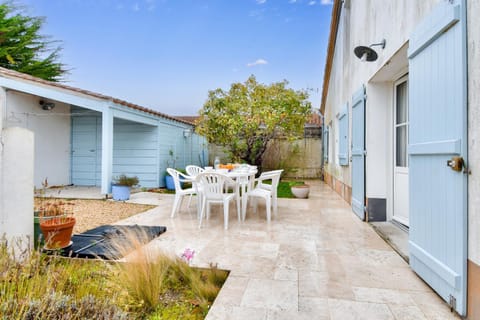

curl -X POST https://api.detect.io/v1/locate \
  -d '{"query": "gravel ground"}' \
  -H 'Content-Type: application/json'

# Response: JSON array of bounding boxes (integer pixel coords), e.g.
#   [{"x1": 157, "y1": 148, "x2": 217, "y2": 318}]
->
[{"x1": 34, "y1": 198, "x2": 156, "y2": 233}]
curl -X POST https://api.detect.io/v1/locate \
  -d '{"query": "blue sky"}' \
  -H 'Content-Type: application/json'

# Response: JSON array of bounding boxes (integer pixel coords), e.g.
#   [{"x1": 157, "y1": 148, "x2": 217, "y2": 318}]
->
[{"x1": 21, "y1": 0, "x2": 332, "y2": 115}]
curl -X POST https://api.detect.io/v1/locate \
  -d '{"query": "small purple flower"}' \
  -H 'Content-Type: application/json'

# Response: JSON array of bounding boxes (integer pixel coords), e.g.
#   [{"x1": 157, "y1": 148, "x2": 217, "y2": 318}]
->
[{"x1": 181, "y1": 248, "x2": 195, "y2": 264}]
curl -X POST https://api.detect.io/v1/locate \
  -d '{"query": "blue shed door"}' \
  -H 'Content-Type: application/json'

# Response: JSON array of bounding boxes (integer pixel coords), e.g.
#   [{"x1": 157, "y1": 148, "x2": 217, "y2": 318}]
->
[
  {"x1": 408, "y1": 0, "x2": 467, "y2": 315},
  {"x1": 351, "y1": 85, "x2": 366, "y2": 220},
  {"x1": 71, "y1": 116, "x2": 99, "y2": 186}
]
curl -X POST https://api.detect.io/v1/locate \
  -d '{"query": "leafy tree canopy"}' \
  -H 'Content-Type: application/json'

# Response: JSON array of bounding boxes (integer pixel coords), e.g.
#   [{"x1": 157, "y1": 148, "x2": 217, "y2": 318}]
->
[
  {"x1": 0, "y1": 2, "x2": 65, "y2": 81},
  {"x1": 196, "y1": 75, "x2": 312, "y2": 167}
]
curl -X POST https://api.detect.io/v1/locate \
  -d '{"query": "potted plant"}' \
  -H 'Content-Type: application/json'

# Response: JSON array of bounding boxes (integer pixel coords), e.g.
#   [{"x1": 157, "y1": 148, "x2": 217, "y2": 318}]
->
[
  {"x1": 38, "y1": 199, "x2": 76, "y2": 249},
  {"x1": 165, "y1": 168, "x2": 187, "y2": 191},
  {"x1": 165, "y1": 149, "x2": 178, "y2": 190},
  {"x1": 290, "y1": 182, "x2": 310, "y2": 199},
  {"x1": 112, "y1": 175, "x2": 139, "y2": 201}
]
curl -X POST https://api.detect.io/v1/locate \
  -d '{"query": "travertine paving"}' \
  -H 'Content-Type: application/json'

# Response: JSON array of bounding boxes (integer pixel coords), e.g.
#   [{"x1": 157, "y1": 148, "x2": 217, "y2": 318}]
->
[{"x1": 121, "y1": 180, "x2": 460, "y2": 320}]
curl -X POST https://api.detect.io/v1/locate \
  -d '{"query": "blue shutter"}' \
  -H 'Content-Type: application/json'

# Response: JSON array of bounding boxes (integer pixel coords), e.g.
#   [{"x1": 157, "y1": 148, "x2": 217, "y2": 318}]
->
[
  {"x1": 351, "y1": 86, "x2": 366, "y2": 220},
  {"x1": 338, "y1": 103, "x2": 349, "y2": 166},
  {"x1": 323, "y1": 126, "x2": 329, "y2": 163},
  {"x1": 408, "y1": 0, "x2": 467, "y2": 315}
]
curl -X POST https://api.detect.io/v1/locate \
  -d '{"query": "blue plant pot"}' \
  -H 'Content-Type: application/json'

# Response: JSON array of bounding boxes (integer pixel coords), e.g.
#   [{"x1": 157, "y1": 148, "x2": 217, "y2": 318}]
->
[
  {"x1": 112, "y1": 185, "x2": 131, "y2": 201},
  {"x1": 165, "y1": 175, "x2": 175, "y2": 190}
]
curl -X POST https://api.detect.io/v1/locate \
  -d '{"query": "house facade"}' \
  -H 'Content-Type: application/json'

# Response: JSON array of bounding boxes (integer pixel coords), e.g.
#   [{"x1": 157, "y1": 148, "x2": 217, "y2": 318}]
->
[
  {"x1": 321, "y1": 0, "x2": 479, "y2": 318},
  {"x1": 0, "y1": 67, "x2": 208, "y2": 194}
]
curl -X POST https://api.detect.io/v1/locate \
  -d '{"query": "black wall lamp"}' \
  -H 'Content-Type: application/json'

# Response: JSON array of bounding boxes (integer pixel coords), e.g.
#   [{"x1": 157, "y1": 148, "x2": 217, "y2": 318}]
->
[
  {"x1": 39, "y1": 99, "x2": 55, "y2": 111},
  {"x1": 354, "y1": 39, "x2": 386, "y2": 62}
]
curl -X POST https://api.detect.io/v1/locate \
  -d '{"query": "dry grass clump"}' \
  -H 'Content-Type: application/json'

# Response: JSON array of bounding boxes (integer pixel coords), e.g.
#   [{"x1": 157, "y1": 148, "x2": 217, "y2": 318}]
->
[{"x1": 108, "y1": 228, "x2": 229, "y2": 318}]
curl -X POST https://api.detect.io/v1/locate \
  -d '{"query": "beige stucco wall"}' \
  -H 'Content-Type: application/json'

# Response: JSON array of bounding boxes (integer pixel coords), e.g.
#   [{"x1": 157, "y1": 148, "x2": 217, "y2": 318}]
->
[
  {"x1": 323, "y1": 0, "x2": 440, "y2": 187},
  {"x1": 467, "y1": 0, "x2": 480, "y2": 265}
]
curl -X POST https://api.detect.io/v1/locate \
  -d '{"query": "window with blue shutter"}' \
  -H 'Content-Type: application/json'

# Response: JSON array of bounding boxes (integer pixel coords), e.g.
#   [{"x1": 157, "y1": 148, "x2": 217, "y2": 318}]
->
[{"x1": 338, "y1": 103, "x2": 349, "y2": 166}]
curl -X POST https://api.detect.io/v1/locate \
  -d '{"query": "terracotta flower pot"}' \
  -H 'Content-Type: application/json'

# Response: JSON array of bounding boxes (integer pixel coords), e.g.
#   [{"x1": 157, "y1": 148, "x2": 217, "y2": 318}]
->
[
  {"x1": 40, "y1": 216, "x2": 76, "y2": 249},
  {"x1": 291, "y1": 184, "x2": 310, "y2": 199}
]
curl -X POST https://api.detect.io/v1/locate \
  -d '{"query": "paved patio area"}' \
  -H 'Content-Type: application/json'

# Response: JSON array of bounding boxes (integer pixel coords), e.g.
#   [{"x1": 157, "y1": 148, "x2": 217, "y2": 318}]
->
[{"x1": 116, "y1": 180, "x2": 459, "y2": 320}]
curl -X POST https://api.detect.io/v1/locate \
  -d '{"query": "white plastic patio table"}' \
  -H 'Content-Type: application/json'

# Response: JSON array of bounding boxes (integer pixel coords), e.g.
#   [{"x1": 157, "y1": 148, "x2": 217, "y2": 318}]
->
[{"x1": 206, "y1": 167, "x2": 257, "y2": 220}]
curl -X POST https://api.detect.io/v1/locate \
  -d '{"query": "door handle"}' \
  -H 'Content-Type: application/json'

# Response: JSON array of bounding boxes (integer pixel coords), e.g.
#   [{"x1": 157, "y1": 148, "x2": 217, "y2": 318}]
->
[{"x1": 447, "y1": 156, "x2": 464, "y2": 172}]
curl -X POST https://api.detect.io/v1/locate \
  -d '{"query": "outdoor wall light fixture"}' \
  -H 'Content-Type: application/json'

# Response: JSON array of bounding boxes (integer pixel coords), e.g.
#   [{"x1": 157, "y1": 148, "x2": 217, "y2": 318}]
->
[
  {"x1": 354, "y1": 39, "x2": 386, "y2": 62},
  {"x1": 39, "y1": 100, "x2": 55, "y2": 111},
  {"x1": 183, "y1": 129, "x2": 191, "y2": 138}
]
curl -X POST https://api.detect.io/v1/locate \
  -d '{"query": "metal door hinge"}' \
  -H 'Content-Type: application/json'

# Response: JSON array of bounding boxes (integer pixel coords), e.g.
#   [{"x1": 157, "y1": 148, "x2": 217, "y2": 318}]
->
[{"x1": 448, "y1": 295, "x2": 456, "y2": 312}]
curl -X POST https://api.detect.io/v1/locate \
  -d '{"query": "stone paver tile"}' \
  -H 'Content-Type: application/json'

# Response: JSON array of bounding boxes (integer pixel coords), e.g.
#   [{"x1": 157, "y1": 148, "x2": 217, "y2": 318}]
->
[
  {"x1": 236, "y1": 241, "x2": 279, "y2": 259},
  {"x1": 273, "y1": 265, "x2": 298, "y2": 281},
  {"x1": 346, "y1": 265, "x2": 432, "y2": 292},
  {"x1": 299, "y1": 296, "x2": 330, "y2": 316},
  {"x1": 226, "y1": 256, "x2": 276, "y2": 279},
  {"x1": 388, "y1": 305, "x2": 428, "y2": 320},
  {"x1": 212, "y1": 276, "x2": 249, "y2": 307},
  {"x1": 352, "y1": 287, "x2": 416, "y2": 306},
  {"x1": 205, "y1": 305, "x2": 267, "y2": 320},
  {"x1": 408, "y1": 292, "x2": 462, "y2": 320},
  {"x1": 276, "y1": 240, "x2": 323, "y2": 270},
  {"x1": 355, "y1": 248, "x2": 408, "y2": 267},
  {"x1": 266, "y1": 309, "x2": 329, "y2": 320},
  {"x1": 241, "y1": 279, "x2": 298, "y2": 311},
  {"x1": 328, "y1": 298, "x2": 394, "y2": 320},
  {"x1": 299, "y1": 270, "x2": 354, "y2": 300}
]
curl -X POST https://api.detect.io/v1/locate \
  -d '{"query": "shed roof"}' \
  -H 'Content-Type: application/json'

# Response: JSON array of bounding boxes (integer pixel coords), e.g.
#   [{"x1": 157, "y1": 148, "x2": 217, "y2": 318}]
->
[{"x1": 0, "y1": 67, "x2": 194, "y2": 126}]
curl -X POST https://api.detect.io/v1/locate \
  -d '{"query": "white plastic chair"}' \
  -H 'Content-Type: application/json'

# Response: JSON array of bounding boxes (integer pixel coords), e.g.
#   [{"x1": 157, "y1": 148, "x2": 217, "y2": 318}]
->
[
  {"x1": 243, "y1": 170, "x2": 283, "y2": 221},
  {"x1": 186, "y1": 165, "x2": 205, "y2": 178},
  {"x1": 167, "y1": 168, "x2": 197, "y2": 218},
  {"x1": 196, "y1": 172, "x2": 240, "y2": 230},
  {"x1": 256, "y1": 169, "x2": 283, "y2": 215}
]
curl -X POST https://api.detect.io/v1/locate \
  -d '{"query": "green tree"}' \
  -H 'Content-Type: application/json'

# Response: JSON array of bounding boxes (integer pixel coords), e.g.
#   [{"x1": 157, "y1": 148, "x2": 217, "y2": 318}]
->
[
  {"x1": 0, "y1": 3, "x2": 65, "y2": 81},
  {"x1": 196, "y1": 75, "x2": 312, "y2": 168}
]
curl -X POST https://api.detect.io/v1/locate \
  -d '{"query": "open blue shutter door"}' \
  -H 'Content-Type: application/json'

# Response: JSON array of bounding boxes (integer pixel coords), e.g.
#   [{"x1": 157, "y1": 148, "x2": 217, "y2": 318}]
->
[
  {"x1": 338, "y1": 104, "x2": 348, "y2": 166},
  {"x1": 351, "y1": 86, "x2": 366, "y2": 220},
  {"x1": 323, "y1": 126, "x2": 329, "y2": 163},
  {"x1": 408, "y1": 0, "x2": 467, "y2": 315}
]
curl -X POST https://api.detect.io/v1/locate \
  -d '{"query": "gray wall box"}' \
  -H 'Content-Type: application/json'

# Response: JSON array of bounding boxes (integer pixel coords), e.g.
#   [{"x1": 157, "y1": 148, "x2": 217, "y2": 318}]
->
[{"x1": 367, "y1": 198, "x2": 386, "y2": 222}]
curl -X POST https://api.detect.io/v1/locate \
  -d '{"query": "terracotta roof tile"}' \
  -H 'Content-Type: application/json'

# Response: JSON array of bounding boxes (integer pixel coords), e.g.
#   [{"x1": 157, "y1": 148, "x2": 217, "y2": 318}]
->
[
  {"x1": 306, "y1": 112, "x2": 322, "y2": 127},
  {"x1": 175, "y1": 116, "x2": 199, "y2": 124}
]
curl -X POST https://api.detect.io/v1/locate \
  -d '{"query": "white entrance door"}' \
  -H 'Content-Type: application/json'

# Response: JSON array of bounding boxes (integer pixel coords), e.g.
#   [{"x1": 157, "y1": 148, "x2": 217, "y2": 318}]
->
[{"x1": 393, "y1": 78, "x2": 409, "y2": 226}]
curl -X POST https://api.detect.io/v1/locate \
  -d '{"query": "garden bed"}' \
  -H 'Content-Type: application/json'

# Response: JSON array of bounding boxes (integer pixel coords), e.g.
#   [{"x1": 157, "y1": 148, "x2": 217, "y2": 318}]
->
[
  {"x1": 34, "y1": 198, "x2": 156, "y2": 233},
  {"x1": 0, "y1": 244, "x2": 228, "y2": 319}
]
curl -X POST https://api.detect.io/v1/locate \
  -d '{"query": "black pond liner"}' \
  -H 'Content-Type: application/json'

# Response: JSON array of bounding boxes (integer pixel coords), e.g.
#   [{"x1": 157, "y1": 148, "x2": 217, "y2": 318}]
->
[{"x1": 47, "y1": 225, "x2": 167, "y2": 260}]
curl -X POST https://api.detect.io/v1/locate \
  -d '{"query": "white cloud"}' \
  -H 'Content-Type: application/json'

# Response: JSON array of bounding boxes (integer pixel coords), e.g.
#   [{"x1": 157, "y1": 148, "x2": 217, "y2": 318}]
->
[
  {"x1": 133, "y1": 3, "x2": 140, "y2": 11},
  {"x1": 256, "y1": 0, "x2": 267, "y2": 4},
  {"x1": 320, "y1": 0, "x2": 333, "y2": 4},
  {"x1": 289, "y1": 0, "x2": 297, "y2": 3},
  {"x1": 247, "y1": 59, "x2": 268, "y2": 67},
  {"x1": 308, "y1": 1, "x2": 316, "y2": 5}
]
